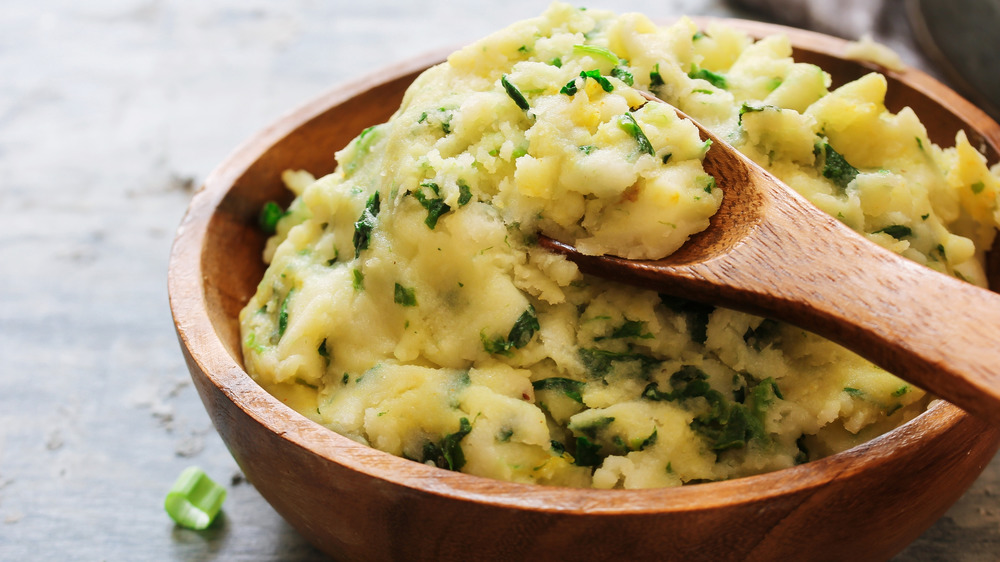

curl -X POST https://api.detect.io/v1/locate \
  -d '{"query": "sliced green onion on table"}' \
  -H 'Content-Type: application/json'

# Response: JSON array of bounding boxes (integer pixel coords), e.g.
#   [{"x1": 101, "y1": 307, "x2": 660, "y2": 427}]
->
[{"x1": 164, "y1": 466, "x2": 227, "y2": 530}]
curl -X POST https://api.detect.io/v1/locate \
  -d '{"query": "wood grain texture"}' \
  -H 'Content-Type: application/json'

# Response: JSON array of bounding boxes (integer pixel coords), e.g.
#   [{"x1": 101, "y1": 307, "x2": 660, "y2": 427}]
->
[{"x1": 167, "y1": 18, "x2": 1000, "y2": 562}]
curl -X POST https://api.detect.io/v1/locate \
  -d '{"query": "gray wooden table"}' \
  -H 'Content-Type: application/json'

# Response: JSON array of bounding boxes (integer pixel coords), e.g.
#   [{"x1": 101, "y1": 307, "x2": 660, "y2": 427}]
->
[{"x1": 1, "y1": 1, "x2": 996, "y2": 560}]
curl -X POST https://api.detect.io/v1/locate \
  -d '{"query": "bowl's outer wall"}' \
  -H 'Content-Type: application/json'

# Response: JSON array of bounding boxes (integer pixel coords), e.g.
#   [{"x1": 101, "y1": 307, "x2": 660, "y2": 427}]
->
[{"x1": 170, "y1": 20, "x2": 1000, "y2": 562}]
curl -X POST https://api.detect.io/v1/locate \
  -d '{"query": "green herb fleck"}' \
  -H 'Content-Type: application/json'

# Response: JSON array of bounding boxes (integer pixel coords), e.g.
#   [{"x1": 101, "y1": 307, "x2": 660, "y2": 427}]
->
[
  {"x1": 820, "y1": 142, "x2": 860, "y2": 191},
  {"x1": 738, "y1": 102, "x2": 775, "y2": 125},
  {"x1": 572, "y1": 435, "x2": 603, "y2": 467},
  {"x1": 277, "y1": 289, "x2": 294, "y2": 339},
  {"x1": 457, "y1": 180, "x2": 473, "y2": 205},
  {"x1": 893, "y1": 385, "x2": 910, "y2": 397},
  {"x1": 258, "y1": 201, "x2": 286, "y2": 234},
  {"x1": 649, "y1": 63, "x2": 664, "y2": 88},
  {"x1": 501, "y1": 74, "x2": 530, "y2": 111},
  {"x1": 578, "y1": 348, "x2": 662, "y2": 378},
  {"x1": 572, "y1": 44, "x2": 622, "y2": 66},
  {"x1": 318, "y1": 338, "x2": 330, "y2": 362},
  {"x1": 352, "y1": 268, "x2": 364, "y2": 291},
  {"x1": 549, "y1": 57, "x2": 562, "y2": 68},
  {"x1": 875, "y1": 224, "x2": 912, "y2": 239},
  {"x1": 688, "y1": 66, "x2": 727, "y2": 89},
  {"x1": 618, "y1": 113, "x2": 655, "y2": 157},
  {"x1": 532, "y1": 377, "x2": 585, "y2": 404},
  {"x1": 421, "y1": 417, "x2": 473, "y2": 471},
  {"x1": 482, "y1": 305, "x2": 539, "y2": 355},
  {"x1": 561, "y1": 69, "x2": 615, "y2": 96},
  {"x1": 412, "y1": 181, "x2": 451, "y2": 229},
  {"x1": 972, "y1": 181, "x2": 986, "y2": 194},
  {"x1": 394, "y1": 283, "x2": 417, "y2": 307},
  {"x1": 611, "y1": 66, "x2": 634, "y2": 86},
  {"x1": 353, "y1": 191, "x2": 381, "y2": 257}
]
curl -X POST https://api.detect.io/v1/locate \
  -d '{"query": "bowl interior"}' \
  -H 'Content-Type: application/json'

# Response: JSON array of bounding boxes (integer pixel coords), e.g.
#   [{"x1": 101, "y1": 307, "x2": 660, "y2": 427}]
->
[{"x1": 170, "y1": 19, "x2": 1000, "y2": 561}]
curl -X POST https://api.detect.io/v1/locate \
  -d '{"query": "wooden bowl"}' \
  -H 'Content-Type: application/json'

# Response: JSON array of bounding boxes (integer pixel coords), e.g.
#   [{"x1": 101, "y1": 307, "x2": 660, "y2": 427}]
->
[{"x1": 169, "y1": 19, "x2": 1000, "y2": 561}]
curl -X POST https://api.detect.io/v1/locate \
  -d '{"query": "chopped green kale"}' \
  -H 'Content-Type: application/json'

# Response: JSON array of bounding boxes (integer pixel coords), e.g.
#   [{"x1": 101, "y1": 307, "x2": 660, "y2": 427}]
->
[
  {"x1": 532, "y1": 377, "x2": 585, "y2": 403},
  {"x1": 688, "y1": 66, "x2": 727, "y2": 89},
  {"x1": 412, "y1": 181, "x2": 451, "y2": 229},
  {"x1": 820, "y1": 142, "x2": 860, "y2": 191},
  {"x1": 394, "y1": 283, "x2": 417, "y2": 307},
  {"x1": 875, "y1": 224, "x2": 912, "y2": 239},
  {"x1": 560, "y1": 69, "x2": 615, "y2": 96},
  {"x1": 258, "y1": 201, "x2": 286, "y2": 234},
  {"x1": 649, "y1": 63, "x2": 665, "y2": 88},
  {"x1": 617, "y1": 113, "x2": 655, "y2": 157},
  {"x1": 482, "y1": 305, "x2": 540, "y2": 355},
  {"x1": 420, "y1": 418, "x2": 473, "y2": 471},
  {"x1": 457, "y1": 180, "x2": 473, "y2": 206},
  {"x1": 353, "y1": 191, "x2": 381, "y2": 257},
  {"x1": 578, "y1": 347, "x2": 663, "y2": 378},
  {"x1": 501, "y1": 74, "x2": 530, "y2": 111}
]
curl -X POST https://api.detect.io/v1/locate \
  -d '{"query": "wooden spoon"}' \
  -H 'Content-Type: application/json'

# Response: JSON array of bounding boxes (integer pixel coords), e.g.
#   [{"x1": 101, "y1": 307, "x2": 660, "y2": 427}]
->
[{"x1": 542, "y1": 94, "x2": 1000, "y2": 422}]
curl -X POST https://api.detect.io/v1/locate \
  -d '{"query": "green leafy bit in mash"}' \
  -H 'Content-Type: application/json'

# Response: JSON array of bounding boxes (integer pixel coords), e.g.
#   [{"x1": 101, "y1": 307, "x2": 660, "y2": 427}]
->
[
  {"x1": 820, "y1": 142, "x2": 860, "y2": 191},
  {"x1": 572, "y1": 44, "x2": 621, "y2": 66},
  {"x1": 258, "y1": 201, "x2": 286, "y2": 234},
  {"x1": 617, "y1": 113, "x2": 655, "y2": 157},
  {"x1": 578, "y1": 347, "x2": 663, "y2": 378},
  {"x1": 276, "y1": 289, "x2": 293, "y2": 340},
  {"x1": 412, "y1": 181, "x2": 451, "y2": 229},
  {"x1": 419, "y1": 417, "x2": 473, "y2": 471},
  {"x1": 346, "y1": 125, "x2": 381, "y2": 175},
  {"x1": 660, "y1": 295, "x2": 715, "y2": 344},
  {"x1": 649, "y1": 63, "x2": 665, "y2": 88},
  {"x1": 742, "y1": 318, "x2": 781, "y2": 351},
  {"x1": 353, "y1": 191, "x2": 381, "y2": 257},
  {"x1": 457, "y1": 180, "x2": 473, "y2": 205},
  {"x1": 572, "y1": 435, "x2": 604, "y2": 466},
  {"x1": 611, "y1": 66, "x2": 634, "y2": 86},
  {"x1": 687, "y1": 65, "x2": 727, "y2": 89},
  {"x1": 875, "y1": 224, "x2": 912, "y2": 239},
  {"x1": 738, "y1": 102, "x2": 779, "y2": 126},
  {"x1": 643, "y1": 366, "x2": 779, "y2": 452},
  {"x1": 394, "y1": 283, "x2": 417, "y2": 307},
  {"x1": 501, "y1": 74, "x2": 530, "y2": 111},
  {"x1": 352, "y1": 268, "x2": 365, "y2": 291},
  {"x1": 560, "y1": 69, "x2": 615, "y2": 96},
  {"x1": 482, "y1": 305, "x2": 539, "y2": 355},
  {"x1": 608, "y1": 319, "x2": 654, "y2": 340},
  {"x1": 532, "y1": 377, "x2": 586, "y2": 403},
  {"x1": 972, "y1": 181, "x2": 986, "y2": 194},
  {"x1": 418, "y1": 108, "x2": 454, "y2": 135},
  {"x1": 318, "y1": 338, "x2": 330, "y2": 363}
]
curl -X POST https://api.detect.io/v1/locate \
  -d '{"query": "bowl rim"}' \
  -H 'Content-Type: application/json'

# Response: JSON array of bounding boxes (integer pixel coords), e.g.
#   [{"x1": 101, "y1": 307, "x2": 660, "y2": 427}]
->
[{"x1": 168, "y1": 17, "x2": 999, "y2": 514}]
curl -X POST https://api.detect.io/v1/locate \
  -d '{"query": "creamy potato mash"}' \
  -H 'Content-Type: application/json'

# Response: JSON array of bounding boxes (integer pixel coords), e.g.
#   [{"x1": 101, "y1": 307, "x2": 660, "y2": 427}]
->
[{"x1": 240, "y1": 3, "x2": 1000, "y2": 488}]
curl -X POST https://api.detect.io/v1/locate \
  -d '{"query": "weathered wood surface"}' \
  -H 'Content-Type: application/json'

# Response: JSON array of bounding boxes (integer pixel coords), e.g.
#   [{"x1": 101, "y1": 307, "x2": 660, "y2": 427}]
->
[{"x1": 1, "y1": 0, "x2": 996, "y2": 560}]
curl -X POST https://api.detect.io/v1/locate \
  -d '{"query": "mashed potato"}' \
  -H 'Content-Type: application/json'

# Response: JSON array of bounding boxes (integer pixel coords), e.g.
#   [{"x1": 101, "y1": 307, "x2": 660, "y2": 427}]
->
[{"x1": 239, "y1": 3, "x2": 1000, "y2": 489}]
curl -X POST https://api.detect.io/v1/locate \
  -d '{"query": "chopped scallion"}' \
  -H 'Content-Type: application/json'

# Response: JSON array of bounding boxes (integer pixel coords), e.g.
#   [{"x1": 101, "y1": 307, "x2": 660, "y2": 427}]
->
[{"x1": 164, "y1": 467, "x2": 226, "y2": 530}]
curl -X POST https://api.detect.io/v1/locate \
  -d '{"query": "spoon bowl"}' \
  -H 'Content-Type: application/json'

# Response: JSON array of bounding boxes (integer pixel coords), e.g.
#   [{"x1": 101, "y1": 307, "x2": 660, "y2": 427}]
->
[{"x1": 542, "y1": 94, "x2": 1000, "y2": 422}]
